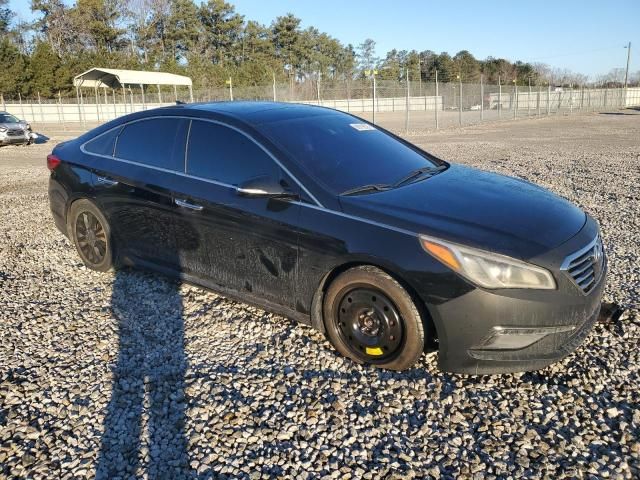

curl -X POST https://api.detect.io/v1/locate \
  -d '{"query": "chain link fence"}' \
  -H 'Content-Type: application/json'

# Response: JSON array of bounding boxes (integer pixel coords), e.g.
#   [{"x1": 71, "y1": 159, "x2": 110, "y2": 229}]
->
[{"x1": 2, "y1": 79, "x2": 639, "y2": 134}]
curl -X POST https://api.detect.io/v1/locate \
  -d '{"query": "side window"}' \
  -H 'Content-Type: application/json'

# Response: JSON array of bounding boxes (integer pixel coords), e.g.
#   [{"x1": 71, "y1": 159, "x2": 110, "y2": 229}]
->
[
  {"x1": 115, "y1": 118, "x2": 189, "y2": 171},
  {"x1": 186, "y1": 120, "x2": 279, "y2": 184},
  {"x1": 84, "y1": 127, "x2": 121, "y2": 156}
]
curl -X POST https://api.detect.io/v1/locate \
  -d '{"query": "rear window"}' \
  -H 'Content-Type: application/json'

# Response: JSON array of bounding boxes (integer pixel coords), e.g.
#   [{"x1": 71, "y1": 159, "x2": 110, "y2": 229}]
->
[
  {"x1": 115, "y1": 118, "x2": 189, "y2": 171},
  {"x1": 84, "y1": 127, "x2": 121, "y2": 156},
  {"x1": 258, "y1": 113, "x2": 437, "y2": 194}
]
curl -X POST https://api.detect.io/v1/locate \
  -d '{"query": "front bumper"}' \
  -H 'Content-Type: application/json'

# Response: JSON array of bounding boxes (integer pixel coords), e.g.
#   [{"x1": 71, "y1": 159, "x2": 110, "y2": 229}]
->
[
  {"x1": 0, "y1": 133, "x2": 29, "y2": 145},
  {"x1": 427, "y1": 218, "x2": 607, "y2": 374}
]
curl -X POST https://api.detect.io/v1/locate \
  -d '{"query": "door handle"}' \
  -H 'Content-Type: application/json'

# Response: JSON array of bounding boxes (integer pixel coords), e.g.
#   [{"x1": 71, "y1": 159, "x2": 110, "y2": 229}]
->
[
  {"x1": 96, "y1": 176, "x2": 118, "y2": 186},
  {"x1": 174, "y1": 198, "x2": 203, "y2": 211}
]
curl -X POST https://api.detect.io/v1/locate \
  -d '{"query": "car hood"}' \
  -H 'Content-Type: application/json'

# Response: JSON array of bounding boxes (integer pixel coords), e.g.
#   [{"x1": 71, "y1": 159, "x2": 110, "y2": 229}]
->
[
  {"x1": 339, "y1": 164, "x2": 586, "y2": 260},
  {"x1": 0, "y1": 122, "x2": 26, "y2": 129}
]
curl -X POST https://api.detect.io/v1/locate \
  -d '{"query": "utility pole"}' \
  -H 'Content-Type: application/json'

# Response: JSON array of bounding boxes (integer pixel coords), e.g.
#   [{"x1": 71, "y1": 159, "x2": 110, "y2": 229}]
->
[{"x1": 624, "y1": 42, "x2": 631, "y2": 90}]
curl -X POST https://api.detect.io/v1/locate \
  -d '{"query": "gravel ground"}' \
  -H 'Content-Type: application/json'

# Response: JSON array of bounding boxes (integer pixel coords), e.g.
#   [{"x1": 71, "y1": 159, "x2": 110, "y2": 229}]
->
[{"x1": 1, "y1": 111, "x2": 639, "y2": 479}]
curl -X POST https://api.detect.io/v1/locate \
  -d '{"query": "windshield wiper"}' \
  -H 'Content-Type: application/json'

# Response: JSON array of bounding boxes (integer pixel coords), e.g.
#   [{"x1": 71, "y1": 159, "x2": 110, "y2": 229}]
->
[
  {"x1": 393, "y1": 164, "x2": 447, "y2": 188},
  {"x1": 341, "y1": 183, "x2": 392, "y2": 196}
]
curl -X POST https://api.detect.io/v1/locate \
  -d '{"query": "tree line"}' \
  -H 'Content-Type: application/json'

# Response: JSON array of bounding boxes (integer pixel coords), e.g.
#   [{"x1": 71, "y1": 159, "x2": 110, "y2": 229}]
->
[{"x1": 0, "y1": 0, "x2": 630, "y2": 99}]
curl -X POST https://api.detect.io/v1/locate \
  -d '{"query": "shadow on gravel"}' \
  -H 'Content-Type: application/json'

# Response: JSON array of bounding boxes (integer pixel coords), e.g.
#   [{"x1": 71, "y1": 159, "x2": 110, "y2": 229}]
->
[{"x1": 95, "y1": 268, "x2": 195, "y2": 479}]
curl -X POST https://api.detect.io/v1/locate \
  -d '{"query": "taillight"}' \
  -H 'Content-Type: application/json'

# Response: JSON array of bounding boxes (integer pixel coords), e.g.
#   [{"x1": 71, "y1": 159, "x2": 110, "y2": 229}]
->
[{"x1": 47, "y1": 154, "x2": 61, "y2": 171}]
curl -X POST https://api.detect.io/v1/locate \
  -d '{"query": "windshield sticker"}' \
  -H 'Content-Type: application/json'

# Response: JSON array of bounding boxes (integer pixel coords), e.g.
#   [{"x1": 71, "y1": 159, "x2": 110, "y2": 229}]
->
[{"x1": 350, "y1": 123, "x2": 376, "y2": 131}]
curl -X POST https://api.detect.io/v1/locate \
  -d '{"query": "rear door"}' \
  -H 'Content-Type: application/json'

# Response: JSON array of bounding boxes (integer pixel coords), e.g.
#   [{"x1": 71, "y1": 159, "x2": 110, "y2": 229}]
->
[
  {"x1": 91, "y1": 117, "x2": 195, "y2": 271},
  {"x1": 173, "y1": 119, "x2": 301, "y2": 309}
]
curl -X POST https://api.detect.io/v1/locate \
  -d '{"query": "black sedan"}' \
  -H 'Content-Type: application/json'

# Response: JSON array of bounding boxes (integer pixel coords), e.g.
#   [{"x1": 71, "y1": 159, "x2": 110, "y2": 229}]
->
[{"x1": 47, "y1": 102, "x2": 606, "y2": 374}]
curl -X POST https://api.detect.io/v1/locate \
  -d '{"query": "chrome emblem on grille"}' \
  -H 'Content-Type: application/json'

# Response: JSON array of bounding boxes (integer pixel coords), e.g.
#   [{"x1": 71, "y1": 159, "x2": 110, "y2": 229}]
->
[{"x1": 592, "y1": 238, "x2": 603, "y2": 276}]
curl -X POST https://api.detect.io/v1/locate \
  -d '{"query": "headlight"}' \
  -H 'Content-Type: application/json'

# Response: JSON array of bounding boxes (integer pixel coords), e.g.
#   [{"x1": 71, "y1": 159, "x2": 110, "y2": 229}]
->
[
  {"x1": 419, "y1": 234, "x2": 556, "y2": 290},
  {"x1": 0, "y1": 127, "x2": 6, "y2": 132}
]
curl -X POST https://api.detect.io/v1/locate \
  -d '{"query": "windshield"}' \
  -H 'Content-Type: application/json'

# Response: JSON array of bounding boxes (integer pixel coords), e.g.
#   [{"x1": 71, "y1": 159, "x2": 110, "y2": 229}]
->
[
  {"x1": 259, "y1": 113, "x2": 439, "y2": 194},
  {"x1": 0, "y1": 114, "x2": 19, "y2": 123}
]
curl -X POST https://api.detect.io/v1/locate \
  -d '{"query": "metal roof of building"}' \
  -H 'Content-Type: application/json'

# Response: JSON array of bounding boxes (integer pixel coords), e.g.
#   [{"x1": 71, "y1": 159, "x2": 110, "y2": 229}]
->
[{"x1": 73, "y1": 68, "x2": 192, "y2": 89}]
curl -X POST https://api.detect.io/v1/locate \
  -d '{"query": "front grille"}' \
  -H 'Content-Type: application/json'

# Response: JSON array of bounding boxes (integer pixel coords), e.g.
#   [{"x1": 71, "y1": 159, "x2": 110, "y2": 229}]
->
[
  {"x1": 7, "y1": 128, "x2": 24, "y2": 136},
  {"x1": 561, "y1": 235, "x2": 605, "y2": 294}
]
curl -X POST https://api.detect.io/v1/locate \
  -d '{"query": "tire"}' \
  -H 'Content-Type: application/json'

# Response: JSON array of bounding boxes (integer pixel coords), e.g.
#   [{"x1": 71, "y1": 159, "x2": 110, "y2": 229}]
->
[
  {"x1": 323, "y1": 265, "x2": 425, "y2": 371},
  {"x1": 67, "y1": 199, "x2": 115, "y2": 272}
]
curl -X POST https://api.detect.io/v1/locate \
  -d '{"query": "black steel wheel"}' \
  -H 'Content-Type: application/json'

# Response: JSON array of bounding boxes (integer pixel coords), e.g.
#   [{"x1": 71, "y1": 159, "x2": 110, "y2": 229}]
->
[
  {"x1": 323, "y1": 266, "x2": 425, "y2": 370},
  {"x1": 335, "y1": 288, "x2": 404, "y2": 362},
  {"x1": 67, "y1": 199, "x2": 114, "y2": 272}
]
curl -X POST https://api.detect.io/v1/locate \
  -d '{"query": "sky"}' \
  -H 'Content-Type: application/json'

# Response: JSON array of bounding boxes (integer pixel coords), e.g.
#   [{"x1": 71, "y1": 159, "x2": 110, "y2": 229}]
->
[{"x1": 10, "y1": 0, "x2": 639, "y2": 79}]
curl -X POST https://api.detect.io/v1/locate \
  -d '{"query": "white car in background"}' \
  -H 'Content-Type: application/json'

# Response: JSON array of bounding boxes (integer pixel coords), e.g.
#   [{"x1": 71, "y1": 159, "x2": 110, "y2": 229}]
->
[{"x1": 0, "y1": 112, "x2": 37, "y2": 146}]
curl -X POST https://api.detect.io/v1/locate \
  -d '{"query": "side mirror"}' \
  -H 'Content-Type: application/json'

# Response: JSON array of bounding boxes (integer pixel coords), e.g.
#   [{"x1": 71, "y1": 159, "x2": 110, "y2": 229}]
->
[{"x1": 236, "y1": 176, "x2": 297, "y2": 199}]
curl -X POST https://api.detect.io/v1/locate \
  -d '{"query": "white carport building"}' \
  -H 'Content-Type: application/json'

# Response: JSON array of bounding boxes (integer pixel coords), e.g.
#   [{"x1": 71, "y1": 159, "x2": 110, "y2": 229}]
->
[{"x1": 73, "y1": 67, "x2": 194, "y2": 107}]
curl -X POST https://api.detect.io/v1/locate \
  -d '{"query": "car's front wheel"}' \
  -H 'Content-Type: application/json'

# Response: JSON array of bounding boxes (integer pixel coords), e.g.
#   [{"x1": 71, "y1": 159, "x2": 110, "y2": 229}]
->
[
  {"x1": 323, "y1": 266, "x2": 425, "y2": 370},
  {"x1": 67, "y1": 199, "x2": 114, "y2": 272}
]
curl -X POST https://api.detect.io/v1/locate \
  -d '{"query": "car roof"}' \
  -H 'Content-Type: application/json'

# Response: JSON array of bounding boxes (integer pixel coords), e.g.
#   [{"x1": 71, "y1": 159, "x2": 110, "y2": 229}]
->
[{"x1": 186, "y1": 101, "x2": 343, "y2": 125}]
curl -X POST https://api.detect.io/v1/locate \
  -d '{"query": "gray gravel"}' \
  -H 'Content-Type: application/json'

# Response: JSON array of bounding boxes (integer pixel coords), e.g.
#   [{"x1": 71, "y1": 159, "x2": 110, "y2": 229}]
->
[{"x1": 1, "y1": 111, "x2": 639, "y2": 479}]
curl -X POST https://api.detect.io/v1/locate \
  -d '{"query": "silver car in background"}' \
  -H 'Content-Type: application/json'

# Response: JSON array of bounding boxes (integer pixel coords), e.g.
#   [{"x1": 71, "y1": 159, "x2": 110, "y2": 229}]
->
[{"x1": 0, "y1": 112, "x2": 35, "y2": 146}]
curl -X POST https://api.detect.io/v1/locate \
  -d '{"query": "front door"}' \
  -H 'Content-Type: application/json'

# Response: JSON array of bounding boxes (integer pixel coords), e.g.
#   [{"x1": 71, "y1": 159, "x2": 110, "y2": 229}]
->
[{"x1": 173, "y1": 119, "x2": 301, "y2": 310}]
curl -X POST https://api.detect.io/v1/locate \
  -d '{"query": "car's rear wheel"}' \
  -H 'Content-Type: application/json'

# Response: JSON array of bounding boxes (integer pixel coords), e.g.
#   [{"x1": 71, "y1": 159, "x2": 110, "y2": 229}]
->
[
  {"x1": 67, "y1": 199, "x2": 114, "y2": 272},
  {"x1": 323, "y1": 266, "x2": 425, "y2": 370}
]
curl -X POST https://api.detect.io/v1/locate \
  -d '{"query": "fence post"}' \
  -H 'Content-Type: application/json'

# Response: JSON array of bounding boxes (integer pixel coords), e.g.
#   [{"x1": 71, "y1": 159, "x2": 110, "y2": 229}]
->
[
  {"x1": 569, "y1": 86, "x2": 573, "y2": 114},
  {"x1": 19, "y1": 93, "x2": 26, "y2": 121},
  {"x1": 458, "y1": 76, "x2": 462, "y2": 126},
  {"x1": 498, "y1": 75, "x2": 502, "y2": 118},
  {"x1": 547, "y1": 84, "x2": 551, "y2": 116},
  {"x1": 95, "y1": 86, "x2": 100, "y2": 121},
  {"x1": 346, "y1": 80, "x2": 351, "y2": 113},
  {"x1": 80, "y1": 88, "x2": 87, "y2": 127},
  {"x1": 29, "y1": 97, "x2": 35, "y2": 123},
  {"x1": 480, "y1": 74, "x2": 484, "y2": 121},
  {"x1": 157, "y1": 84, "x2": 162, "y2": 104},
  {"x1": 58, "y1": 91, "x2": 65, "y2": 130},
  {"x1": 405, "y1": 68, "x2": 410, "y2": 133},
  {"x1": 1, "y1": 93, "x2": 5, "y2": 112},
  {"x1": 528, "y1": 78, "x2": 531, "y2": 117},
  {"x1": 75, "y1": 88, "x2": 82, "y2": 127},
  {"x1": 55, "y1": 92, "x2": 61, "y2": 126},
  {"x1": 513, "y1": 82, "x2": 517, "y2": 119},
  {"x1": 38, "y1": 92, "x2": 44, "y2": 122},
  {"x1": 372, "y1": 74, "x2": 377, "y2": 124},
  {"x1": 140, "y1": 84, "x2": 146, "y2": 111},
  {"x1": 604, "y1": 87, "x2": 608, "y2": 108},
  {"x1": 272, "y1": 72, "x2": 276, "y2": 101},
  {"x1": 580, "y1": 87, "x2": 584, "y2": 111},
  {"x1": 537, "y1": 84, "x2": 541, "y2": 116},
  {"x1": 434, "y1": 70, "x2": 439, "y2": 129}
]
